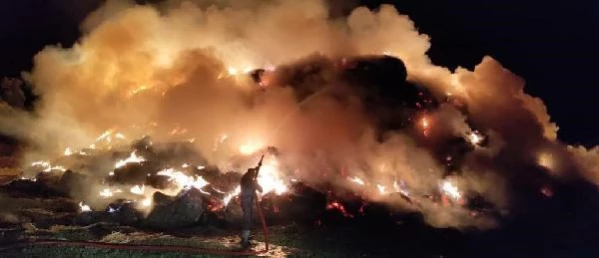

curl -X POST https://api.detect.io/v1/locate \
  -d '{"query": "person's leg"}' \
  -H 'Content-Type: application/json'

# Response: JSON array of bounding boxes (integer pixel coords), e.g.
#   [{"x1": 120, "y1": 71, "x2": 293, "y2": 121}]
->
[{"x1": 241, "y1": 195, "x2": 253, "y2": 246}]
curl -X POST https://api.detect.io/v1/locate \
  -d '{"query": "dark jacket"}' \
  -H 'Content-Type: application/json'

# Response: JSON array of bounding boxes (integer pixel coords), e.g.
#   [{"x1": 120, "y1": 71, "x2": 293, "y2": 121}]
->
[{"x1": 240, "y1": 167, "x2": 263, "y2": 197}]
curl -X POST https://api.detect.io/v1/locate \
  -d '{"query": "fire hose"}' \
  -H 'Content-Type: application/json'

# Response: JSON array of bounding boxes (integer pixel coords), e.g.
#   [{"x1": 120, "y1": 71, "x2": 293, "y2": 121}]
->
[{"x1": 0, "y1": 194, "x2": 270, "y2": 256}]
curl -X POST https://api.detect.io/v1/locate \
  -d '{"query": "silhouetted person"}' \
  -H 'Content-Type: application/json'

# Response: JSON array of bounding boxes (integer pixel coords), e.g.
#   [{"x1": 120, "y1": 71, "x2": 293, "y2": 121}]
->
[{"x1": 240, "y1": 156, "x2": 263, "y2": 248}]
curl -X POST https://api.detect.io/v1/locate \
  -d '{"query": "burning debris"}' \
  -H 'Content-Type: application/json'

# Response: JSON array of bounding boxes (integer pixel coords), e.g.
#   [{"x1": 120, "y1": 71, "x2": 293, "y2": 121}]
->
[
  {"x1": 78, "y1": 202, "x2": 91, "y2": 212},
  {"x1": 114, "y1": 151, "x2": 146, "y2": 169}
]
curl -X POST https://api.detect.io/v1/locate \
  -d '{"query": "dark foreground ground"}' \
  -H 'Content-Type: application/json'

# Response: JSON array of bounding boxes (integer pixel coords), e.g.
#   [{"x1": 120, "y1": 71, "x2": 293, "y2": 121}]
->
[
  {"x1": 1, "y1": 175, "x2": 599, "y2": 258},
  {"x1": 2, "y1": 212, "x2": 599, "y2": 257}
]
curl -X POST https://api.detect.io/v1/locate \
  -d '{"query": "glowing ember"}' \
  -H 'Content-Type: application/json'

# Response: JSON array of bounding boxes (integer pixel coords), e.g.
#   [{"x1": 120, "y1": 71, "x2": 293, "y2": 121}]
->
[
  {"x1": 115, "y1": 151, "x2": 146, "y2": 169},
  {"x1": 64, "y1": 147, "x2": 89, "y2": 156},
  {"x1": 467, "y1": 130, "x2": 484, "y2": 145},
  {"x1": 227, "y1": 66, "x2": 253, "y2": 76},
  {"x1": 349, "y1": 176, "x2": 365, "y2": 186},
  {"x1": 197, "y1": 165, "x2": 205, "y2": 170},
  {"x1": 96, "y1": 130, "x2": 112, "y2": 142},
  {"x1": 327, "y1": 201, "x2": 354, "y2": 218},
  {"x1": 20, "y1": 176, "x2": 36, "y2": 182},
  {"x1": 169, "y1": 127, "x2": 188, "y2": 136},
  {"x1": 420, "y1": 115, "x2": 431, "y2": 136},
  {"x1": 181, "y1": 163, "x2": 189, "y2": 168},
  {"x1": 99, "y1": 188, "x2": 115, "y2": 198},
  {"x1": 157, "y1": 168, "x2": 209, "y2": 191},
  {"x1": 31, "y1": 160, "x2": 51, "y2": 168},
  {"x1": 440, "y1": 180, "x2": 462, "y2": 200},
  {"x1": 393, "y1": 180, "x2": 410, "y2": 196},
  {"x1": 212, "y1": 187, "x2": 226, "y2": 194},
  {"x1": 31, "y1": 160, "x2": 66, "y2": 173},
  {"x1": 129, "y1": 85, "x2": 149, "y2": 96},
  {"x1": 94, "y1": 130, "x2": 127, "y2": 148},
  {"x1": 541, "y1": 186, "x2": 553, "y2": 197},
  {"x1": 421, "y1": 117, "x2": 430, "y2": 129},
  {"x1": 227, "y1": 67, "x2": 238, "y2": 76},
  {"x1": 130, "y1": 185, "x2": 145, "y2": 195},
  {"x1": 377, "y1": 184, "x2": 387, "y2": 195},
  {"x1": 538, "y1": 152, "x2": 555, "y2": 170},
  {"x1": 141, "y1": 197, "x2": 152, "y2": 207},
  {"x1": 43, "y1": 165, "x2": 66, "y2": 173},
  {"x1": 79, "y1": 202, "x2": 91, "y2": 212}
]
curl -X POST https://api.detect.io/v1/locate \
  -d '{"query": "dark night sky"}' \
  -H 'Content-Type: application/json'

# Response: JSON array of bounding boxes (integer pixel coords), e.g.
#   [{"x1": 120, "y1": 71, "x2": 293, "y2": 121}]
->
[{"x1": 0, "y1": 0, "x2": 597, "y2": 145}]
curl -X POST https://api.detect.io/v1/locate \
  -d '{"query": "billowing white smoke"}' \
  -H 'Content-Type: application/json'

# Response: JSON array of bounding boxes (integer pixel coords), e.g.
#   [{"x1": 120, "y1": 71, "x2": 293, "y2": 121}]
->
[{"x1": 0, "y1": 0, "x2": 592, "y2": 229}]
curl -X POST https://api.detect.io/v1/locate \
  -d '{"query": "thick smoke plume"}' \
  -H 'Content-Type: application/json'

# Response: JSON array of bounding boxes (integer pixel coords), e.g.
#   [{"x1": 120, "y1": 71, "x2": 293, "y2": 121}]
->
[{"x1": 0, "y1": 0, "x2": 595, "y2": 229}]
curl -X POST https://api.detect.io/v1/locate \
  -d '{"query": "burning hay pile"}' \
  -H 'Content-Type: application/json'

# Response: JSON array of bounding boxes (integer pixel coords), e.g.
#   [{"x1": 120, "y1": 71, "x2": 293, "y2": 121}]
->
[
  {"x1": 1, "y1": 2, "x2": 599, "y2": 255},
  {"x1": 0, "y1": 54, "x2": 510, "y2": 233}
]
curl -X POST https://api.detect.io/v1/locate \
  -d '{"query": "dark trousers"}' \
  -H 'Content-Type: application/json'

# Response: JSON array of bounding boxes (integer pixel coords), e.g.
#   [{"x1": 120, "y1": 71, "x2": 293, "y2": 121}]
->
[{"x1": 241, "y1": 193, "x2": 254, "y2": 230}]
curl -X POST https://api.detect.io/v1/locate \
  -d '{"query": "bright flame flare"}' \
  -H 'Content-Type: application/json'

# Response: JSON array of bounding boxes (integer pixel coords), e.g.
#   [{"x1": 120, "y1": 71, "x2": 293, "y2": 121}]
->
[
  {"x1": 130, "y1": 185, "x2": 145, "y2": 195},
  {"x1": 440, "y1": 180, "x2": 462, "y2": 200},
  {"x1": 30, "y1": 160, "x2": 66, "y2": 173},
  {"x1": 79, "y1": 202, "x2": 91, "y2": 212},
  {"x1": 157, "y1": 168, "x2": 209, "y2": 191},
  {"x1": 141, "y1": 197, "x2": 152, "y2": 207},
  {"x1": 467, "y1": 130, "x2": 484, "y2": 145},
  {"x1": 223, "y1": 186, "x2": 241, "y2": 206},
  {"x1": 31, "y1": 160, "x2": 51, "y2": 168},
  {"x1": 238, "y1": 141, "x2": 264, "y2": 155},
  {"x1": 349, "y1": 176, "x2": 366, "y2": 186},
  {"x1": 99, "y1": 188, "x2": 115, "y2": 198},
  {"x1": 393, "y1": 180, "x2": 410, "y2": 196},
  {"x1": 115, "y1": 151, "x2": 146, "y2": 169},
  {"x1": 377, "y1": 184, "x2": 387, "y2": 195},
  {"x1": 256, "y1": 158, "x2": 288, "y2": 195}
]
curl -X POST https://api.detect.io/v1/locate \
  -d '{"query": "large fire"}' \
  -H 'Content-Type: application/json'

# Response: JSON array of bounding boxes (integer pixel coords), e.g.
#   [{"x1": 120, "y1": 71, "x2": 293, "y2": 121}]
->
[
  {"x1": 255, "y1": 158, "x2": 288, "y2": 196},
  {"x1": 7, "y1": 0, "x2": 589, "y2": 231}
]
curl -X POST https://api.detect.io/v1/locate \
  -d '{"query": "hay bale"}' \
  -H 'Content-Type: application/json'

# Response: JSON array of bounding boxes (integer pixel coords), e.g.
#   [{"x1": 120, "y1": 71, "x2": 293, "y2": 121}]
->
[
  {"x1": 0, "y1": 179, "x2": 66, "y2": 198},
  {"x1": 144, "y1": 188, "x2": 205, "y2": 229},
  {"x1": 18, "y1": 208, "x2": 74, "y2": 229},
  {"x1": 105, "y1": 200, "x2": 144, "y2": 225}
]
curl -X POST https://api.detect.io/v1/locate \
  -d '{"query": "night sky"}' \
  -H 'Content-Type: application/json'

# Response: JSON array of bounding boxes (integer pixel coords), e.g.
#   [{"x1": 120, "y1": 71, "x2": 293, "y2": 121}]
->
[{"x1": 0, "y1": 0, "x2": 597, "y2": 145}]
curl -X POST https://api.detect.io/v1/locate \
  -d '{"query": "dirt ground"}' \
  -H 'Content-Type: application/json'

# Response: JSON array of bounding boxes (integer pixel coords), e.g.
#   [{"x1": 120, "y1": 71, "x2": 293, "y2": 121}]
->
[{"x1": 0, "y1": 223, "x2": 430, "y2": 257}]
